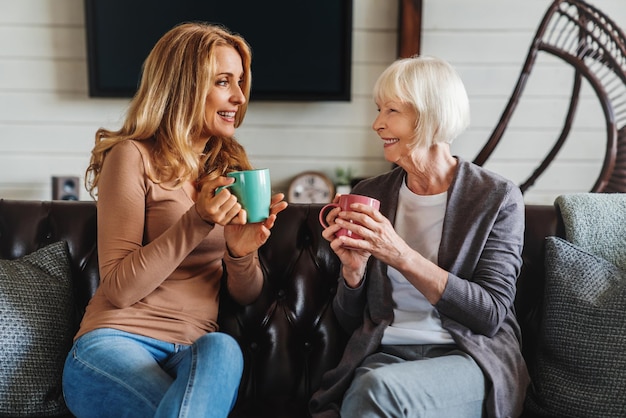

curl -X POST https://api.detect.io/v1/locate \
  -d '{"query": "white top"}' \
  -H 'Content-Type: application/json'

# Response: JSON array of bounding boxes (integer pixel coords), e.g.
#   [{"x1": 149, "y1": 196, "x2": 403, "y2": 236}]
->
[{"x1": 381, "y1": 178, "x2": 455, "y2": 345}]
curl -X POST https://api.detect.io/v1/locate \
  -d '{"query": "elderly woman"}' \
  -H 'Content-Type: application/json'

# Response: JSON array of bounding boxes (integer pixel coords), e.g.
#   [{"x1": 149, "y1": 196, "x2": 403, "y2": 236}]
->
[{"x1": 310, "y1": 56, "x2": 529, "y2": 418}]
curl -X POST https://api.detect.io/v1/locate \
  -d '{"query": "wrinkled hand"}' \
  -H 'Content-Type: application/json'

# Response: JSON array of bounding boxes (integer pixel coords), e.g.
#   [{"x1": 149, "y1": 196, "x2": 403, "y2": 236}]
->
[
  {"x1": 321, "y1": 220, "x2": 370, "y2": 287},
  {"x1": 322, "y1": 202, "x2": 411, "y2": 287},
  {"x1": 334, "y1": 203, "x2": 412, "y2": 267},
  {"x1": 224, "y1": 193, "x2": 288, "y2": 257},
  {"x1": 320, "y1": 196, "x2": 371, "y2": 287},
  {"x1": 320, "y1": 194, "x2": 369, "y2": 285}
]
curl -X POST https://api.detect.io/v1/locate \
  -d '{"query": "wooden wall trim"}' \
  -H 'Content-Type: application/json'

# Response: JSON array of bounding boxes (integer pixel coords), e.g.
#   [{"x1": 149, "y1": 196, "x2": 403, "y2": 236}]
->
[{"x1": 398, "y1": 0, "x2": 422, "y2": 58}]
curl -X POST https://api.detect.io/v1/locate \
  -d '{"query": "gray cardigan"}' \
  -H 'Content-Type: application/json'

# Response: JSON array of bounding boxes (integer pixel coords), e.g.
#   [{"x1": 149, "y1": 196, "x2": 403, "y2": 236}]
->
[{"x1": 310, "y1": 159, "x2": 530, "y2": 418}]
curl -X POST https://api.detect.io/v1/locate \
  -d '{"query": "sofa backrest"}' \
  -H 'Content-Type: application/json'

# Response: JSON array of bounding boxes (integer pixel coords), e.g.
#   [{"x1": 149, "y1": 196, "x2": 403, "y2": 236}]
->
[
  {"x1": 0, "y1": 199, "x2": 346, "y2": 417},
  {"x1": 219, "y1": 203, "x2": 347, "y2": 416},
  {"x1": 0, "y1": 199, "x2": 99, "y2": 328},
  {"x1": 0, "y1": 199, "x2": 563, "y2": 417}
]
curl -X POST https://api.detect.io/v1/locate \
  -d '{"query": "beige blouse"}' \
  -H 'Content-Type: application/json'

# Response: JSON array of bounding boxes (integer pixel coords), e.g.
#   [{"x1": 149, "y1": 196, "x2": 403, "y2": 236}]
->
[{"x1": 75, "y1": 139, "x2": 262, "y2": 345}]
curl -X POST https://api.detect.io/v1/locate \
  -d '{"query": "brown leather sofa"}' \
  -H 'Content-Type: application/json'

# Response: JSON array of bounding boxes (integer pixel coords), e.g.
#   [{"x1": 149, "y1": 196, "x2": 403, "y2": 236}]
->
[{"x1": 0, "y1": 199, "x2": 560, "y2": 418}]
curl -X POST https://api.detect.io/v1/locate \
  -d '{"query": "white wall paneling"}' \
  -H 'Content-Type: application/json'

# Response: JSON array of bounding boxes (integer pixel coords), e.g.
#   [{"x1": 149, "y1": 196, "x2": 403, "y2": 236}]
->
[
  {"x1": 0, "y1": 0, "x2": 624, "y2": 204},
  {"x1": 424, "y1": 0, "x2": 626, "y2": 204}
]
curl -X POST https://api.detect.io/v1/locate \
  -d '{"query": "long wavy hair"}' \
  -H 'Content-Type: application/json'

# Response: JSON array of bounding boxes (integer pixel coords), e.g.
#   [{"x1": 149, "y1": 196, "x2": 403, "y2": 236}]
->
[{"x1": 85, "y1": 22, "x2": 254, "y2": 198}]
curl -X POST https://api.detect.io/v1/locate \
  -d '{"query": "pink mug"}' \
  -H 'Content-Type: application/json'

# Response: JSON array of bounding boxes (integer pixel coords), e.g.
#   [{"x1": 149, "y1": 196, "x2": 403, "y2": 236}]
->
[{"x1": 319, "y1": 194, "x2": 381, "y2": 240}]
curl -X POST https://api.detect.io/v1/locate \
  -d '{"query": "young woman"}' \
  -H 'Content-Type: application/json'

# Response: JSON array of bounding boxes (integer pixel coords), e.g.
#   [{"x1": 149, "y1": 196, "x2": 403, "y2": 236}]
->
[
  {"x1": 62, "y1": 22, "x2": 287, "y2": 418},
  {"x1": 311, "y1": 56, "x2": 529, "y2": 418}
]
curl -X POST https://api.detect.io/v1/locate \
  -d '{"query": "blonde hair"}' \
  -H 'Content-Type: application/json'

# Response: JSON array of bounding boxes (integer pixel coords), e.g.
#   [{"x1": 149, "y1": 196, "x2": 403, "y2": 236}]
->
[
  {"x1": 373, "y1": 55, "x2": 470, "y2": 149},
  {"x1": 85, "y1": 22, "x2": 253, "y2": 198}
]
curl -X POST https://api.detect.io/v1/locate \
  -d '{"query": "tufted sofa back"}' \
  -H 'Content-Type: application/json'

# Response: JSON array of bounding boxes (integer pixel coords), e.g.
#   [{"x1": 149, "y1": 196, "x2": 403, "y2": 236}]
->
[
  {"x1": 0, "y1": 200, "x2": 99, "y2": 336},
  {"x1": 0, "y1": 199, "x2": 347, "y2": 418},
  {"x1": 0, "y1": 199, "x2": 561, "y2": 418},
  {"x1": 219, "y1": 203, "x2": 347, "y2": 417}
]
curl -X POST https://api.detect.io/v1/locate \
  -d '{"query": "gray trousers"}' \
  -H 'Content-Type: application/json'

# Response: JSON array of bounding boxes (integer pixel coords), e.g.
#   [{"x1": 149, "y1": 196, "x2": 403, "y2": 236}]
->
[{"x1": 340, "y1": 345, "x2": 486, "y2": 418}]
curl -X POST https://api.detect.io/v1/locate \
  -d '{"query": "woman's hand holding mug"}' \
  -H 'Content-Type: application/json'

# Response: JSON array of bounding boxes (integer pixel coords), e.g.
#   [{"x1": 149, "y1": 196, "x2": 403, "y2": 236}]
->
[{"x1": 319, "y1": 194, "x2": 381, "y2": 240}]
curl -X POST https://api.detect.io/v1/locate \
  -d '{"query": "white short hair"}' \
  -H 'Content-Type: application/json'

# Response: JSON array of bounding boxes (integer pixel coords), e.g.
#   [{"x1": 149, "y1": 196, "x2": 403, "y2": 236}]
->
[{"x1": 373, "y1": 55, "x2": 470, "y2": 149}]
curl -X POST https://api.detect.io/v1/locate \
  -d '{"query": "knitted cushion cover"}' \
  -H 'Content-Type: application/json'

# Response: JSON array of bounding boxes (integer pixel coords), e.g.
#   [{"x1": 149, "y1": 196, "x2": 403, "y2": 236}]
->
[
  {"x1": 555, "y1": 193, "x2": 626, "y2": 271},
  {"x1": 0, "y1": 241, "x2": 74, "y2": 417},
  {"x1": 525, "y1": 237, "x2": 626, "y2": 417}
]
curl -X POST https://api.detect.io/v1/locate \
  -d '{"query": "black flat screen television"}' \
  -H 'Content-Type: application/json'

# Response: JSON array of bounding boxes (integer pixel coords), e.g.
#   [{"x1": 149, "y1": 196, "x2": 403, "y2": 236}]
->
[{"x1": 84, "y1": 0, "x2": 353, "y2": 101}]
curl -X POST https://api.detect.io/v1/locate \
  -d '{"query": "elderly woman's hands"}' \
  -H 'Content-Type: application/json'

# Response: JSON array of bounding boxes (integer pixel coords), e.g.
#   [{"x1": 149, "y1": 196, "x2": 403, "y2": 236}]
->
[
  {"x1": 335, "y1": 203, "x2": 412, "y2": 265},
  {"x1": 319, "y1": 195, "x2": 367, "y2": 287},
  {"x1": 322, "y1": 200, "x2": 414, "y2": 288},
  {"x1": 322, "y1": 219, "x2": 371, "y2": 287},
  {"x1": 332, "y1": 202, "x2": 448, "y2": 304}
]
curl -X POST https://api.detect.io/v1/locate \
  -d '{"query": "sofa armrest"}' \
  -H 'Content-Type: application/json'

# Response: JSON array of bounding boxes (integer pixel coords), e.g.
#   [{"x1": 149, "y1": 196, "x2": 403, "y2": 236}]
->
[{"x1": 516, "y1": 204, "x2": 562, "y2": 362}]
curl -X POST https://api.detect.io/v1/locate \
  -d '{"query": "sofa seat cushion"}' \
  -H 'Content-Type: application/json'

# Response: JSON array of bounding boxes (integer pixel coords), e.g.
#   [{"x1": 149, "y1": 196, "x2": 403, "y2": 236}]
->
[
  {"x1": 525, "y1": 236, "x2": 626, "y2": 417},
  {"x1": 0, "y1": 241, "x2": 74, "y2": 417}
]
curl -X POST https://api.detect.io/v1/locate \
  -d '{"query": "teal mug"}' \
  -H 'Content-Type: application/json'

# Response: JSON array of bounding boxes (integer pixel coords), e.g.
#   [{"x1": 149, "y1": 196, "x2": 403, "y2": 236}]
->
[{"x1": 216, "y1": 168, "x2": 271, "y2": 223}]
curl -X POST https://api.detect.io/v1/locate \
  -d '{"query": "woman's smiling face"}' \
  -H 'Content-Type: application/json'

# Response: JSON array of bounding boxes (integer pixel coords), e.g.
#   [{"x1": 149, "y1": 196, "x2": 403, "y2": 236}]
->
[
  {"x1": 204, "y1": 45, "x2": 246, "y2": 139},
  {"x1": 372, "y1": 99, "x2": 418, "y2": 164}
]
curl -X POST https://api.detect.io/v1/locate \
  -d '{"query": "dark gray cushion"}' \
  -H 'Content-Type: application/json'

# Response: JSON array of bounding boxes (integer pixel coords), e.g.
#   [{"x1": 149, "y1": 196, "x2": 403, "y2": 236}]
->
[
  {"x1": 0, "y1": 241, "x2": 74, "y2": 417},
  {"x1": 525, "y1": 237, "x2": 626, "y2": 417}
]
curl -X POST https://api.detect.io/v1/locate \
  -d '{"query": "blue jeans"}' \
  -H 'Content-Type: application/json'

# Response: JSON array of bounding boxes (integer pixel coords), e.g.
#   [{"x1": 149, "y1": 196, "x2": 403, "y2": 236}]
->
[
  {"x1": 62, "y1": 328, "x2": 243, "y2": 418},
  {"x1": 341, "y1": 345, "x2": 486, "y2": 418}
]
